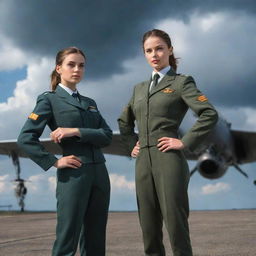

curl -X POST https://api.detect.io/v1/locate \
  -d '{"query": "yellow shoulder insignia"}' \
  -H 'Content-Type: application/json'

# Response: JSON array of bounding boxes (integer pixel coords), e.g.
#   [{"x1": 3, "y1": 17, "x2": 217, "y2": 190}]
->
[
  {"x1": 197, "y1": 95, "x2": 208, "y2": 102},
  {"x1": 28, "y1": 113, "x2": 39, "y2": 120},
  {"x1": 162, "y1": 88, "x2": 175, "y2": 94}
]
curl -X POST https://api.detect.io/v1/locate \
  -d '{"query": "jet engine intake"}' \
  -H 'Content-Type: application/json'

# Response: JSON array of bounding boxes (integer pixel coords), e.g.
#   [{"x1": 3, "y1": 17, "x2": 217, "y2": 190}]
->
[{"x1": 197, "y1": 152, "x2": 228, "y2": 179}]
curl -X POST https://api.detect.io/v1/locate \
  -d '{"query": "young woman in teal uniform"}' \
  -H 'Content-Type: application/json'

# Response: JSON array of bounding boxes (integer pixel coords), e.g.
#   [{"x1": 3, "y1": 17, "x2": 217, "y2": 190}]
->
[
  {"x1": 118, "y1": 29, "x2": 218, "y2": 256},
  {"x1": 18, "y1": 47, "x2": 112, "y2": 256}
]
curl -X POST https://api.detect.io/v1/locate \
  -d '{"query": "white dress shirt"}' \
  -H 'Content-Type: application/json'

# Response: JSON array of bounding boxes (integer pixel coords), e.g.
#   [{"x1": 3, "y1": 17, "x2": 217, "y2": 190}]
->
[{"x1": 58, "y1": 83, "x2": 78, "y2": 95}]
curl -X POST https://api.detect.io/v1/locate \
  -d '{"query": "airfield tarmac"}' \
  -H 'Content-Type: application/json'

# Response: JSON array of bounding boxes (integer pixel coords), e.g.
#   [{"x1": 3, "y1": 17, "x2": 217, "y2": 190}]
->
[{"x1": 0, "y1": 210, "x2": 255, "y2": 256}]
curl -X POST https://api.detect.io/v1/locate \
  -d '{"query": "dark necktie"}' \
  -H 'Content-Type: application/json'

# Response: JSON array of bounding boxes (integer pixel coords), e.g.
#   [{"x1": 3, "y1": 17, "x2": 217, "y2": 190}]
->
[
  {"x1": 150, "y1": 73, "x2": 160, "y2": 92},
  {"x1": 72, "y1": 92, "x2": 80, "y2": 102}
]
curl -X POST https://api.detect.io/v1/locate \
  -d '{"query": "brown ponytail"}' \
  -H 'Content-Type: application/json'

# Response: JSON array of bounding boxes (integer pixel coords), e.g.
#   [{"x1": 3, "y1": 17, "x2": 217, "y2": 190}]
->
[
  {"x1": 169, "y1": 55, "x2": 177, "y2": 72},
  {"x1": 50, "y1": 70, "x2": 61, "y2": 91},
  {"x1": 50, "y1": 46, "x2": 86, "y2": 91},
  {"x1": 142, "y1": 29, "x2": 178, "y2": 72}
]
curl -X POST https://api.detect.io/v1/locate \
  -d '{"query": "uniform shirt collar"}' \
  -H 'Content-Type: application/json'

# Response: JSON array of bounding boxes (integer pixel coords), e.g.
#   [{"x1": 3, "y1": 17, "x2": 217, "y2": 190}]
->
[
  {"x1": 152, "y1": 66, "x2": 171, "y2": 83},
  {"x1": 58, "y1": 83, "x2": 78, "y2": 95}
]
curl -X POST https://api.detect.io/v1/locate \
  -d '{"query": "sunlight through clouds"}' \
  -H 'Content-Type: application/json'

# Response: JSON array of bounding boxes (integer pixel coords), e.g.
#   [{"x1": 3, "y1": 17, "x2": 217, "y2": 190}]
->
[
  {"x1": 0, "y1": 57, "x2": 53, "y2": 111},
  {"x1": 201, "y1": 182, "x2": 231, "y2": 195},
  {"x1": 155, "y1": 11, "x2": 256, "y2": 108},
  {"x1": 0, "y1": 57, "x2": 54, "y2": 139},
  {"x1": 200, "y1": 13, "x2": 225, "y2": 32},
  {"x1": 109, "y1": 174, "x2": 135, "y2": 191},
  {"x1": 0, "y1": 34, "x2": 27, "y2": 71},
  {"x1": 48, "y1": 176, "x2": 56, "y2": 192},
  {"x1": 0, "y1": 174, "x2": 10, "y2": 193},
  {"x1": 0, "y1": 3, "x2": 256, "y2": 211},
  {"x1": 27, "y1": 174, "x2": 46, "y2": 192}
]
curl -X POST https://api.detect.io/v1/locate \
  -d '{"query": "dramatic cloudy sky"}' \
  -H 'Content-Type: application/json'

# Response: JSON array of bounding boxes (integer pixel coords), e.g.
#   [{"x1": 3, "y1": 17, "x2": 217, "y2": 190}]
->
[{"x1": 0, "y1": 0, "x2": 256, "y2": 211}]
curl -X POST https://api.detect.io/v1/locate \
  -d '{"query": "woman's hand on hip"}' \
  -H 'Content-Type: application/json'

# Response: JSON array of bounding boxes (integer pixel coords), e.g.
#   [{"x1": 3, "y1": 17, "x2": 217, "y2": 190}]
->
[
  {"x1": 131, "y1": 141, "x2": 140, "y2": 158},
  {"x1": 157, "y1": 137, "x2": 184, "y2": 152},
  {"x1": 50, "y1": 127, "x2": 81, "y2": 143},
  {"x1": 54, "y1": 155, "x2": 82, "y2": 169}
]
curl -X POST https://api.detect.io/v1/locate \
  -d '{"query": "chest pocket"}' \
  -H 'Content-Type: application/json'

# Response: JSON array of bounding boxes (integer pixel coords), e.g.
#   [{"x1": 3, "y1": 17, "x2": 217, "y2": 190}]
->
[
  {"x1": 158, "y1": 88, "x2": 178, "y2": 104},
  {"x1": 150, "y1": 88, "x2": 181, "y2": 117},
  {"x1": 84, "y1": 107, "x2": 101, "y2": 128},
  {"x1": 161, "y1": 88, "x2": 175, "y2": 94},
  {"x1": 55, "y1": 108, "x2": 82, "y2": 127}
]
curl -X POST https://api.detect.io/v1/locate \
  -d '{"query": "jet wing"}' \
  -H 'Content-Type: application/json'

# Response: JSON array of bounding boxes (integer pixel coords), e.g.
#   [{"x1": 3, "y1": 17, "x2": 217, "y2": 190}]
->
[
  {"x1": 104, "y1": 134, "x2": 199, "y2": 160},
  {"x1": 0, "y1": 133, "x2": 198, "y2": 160},
  {"x1": 231, "y1": 130, "x2": 256, "y2": 164},
  {"x1": 0, "y1": 138, "x2": 62, "y2": 158},
  {"x1": 0, "y1": 134, "x2": 129, "y2": 158},
  {"x1": 0, "y1": 139, "x2": 26, "y2": 157},
  {"x1": 182, "y1": 149, "x2": 198, "y2": 161},
  {"x1": 107, "y1": 135, "x2": 198, "y2": 160}
]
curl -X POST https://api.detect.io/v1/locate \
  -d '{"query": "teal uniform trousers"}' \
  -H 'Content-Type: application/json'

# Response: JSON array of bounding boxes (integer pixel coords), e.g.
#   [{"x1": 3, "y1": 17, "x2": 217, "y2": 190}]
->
[
  {"x1": 18, "y1": 85, "x2": 112, "y2": 256},
  {"x1": 118, "y1": 69, "x2": 218, "y2": 256}
]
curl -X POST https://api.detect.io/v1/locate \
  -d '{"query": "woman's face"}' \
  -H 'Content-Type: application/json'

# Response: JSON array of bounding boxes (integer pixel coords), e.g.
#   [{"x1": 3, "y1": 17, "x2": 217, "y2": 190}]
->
[
  {"x1": 144, "y1": 36, "x2": 172, "y2": 72},
  {"x1": 56, "y1": 53, "x2": 85, "y2": 89}
]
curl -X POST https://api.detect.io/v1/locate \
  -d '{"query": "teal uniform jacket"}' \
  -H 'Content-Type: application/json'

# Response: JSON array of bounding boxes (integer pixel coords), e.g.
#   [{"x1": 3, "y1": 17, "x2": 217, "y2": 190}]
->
[
  {"x1": 18, "y1": 85, "x2": 112, "y2": 170},
  {"x1": 18, "y1": 85, "x2": 112, "y2": 256},
  {"x1": 118, "y1": 69, "x2": 218, "y2": 153}
]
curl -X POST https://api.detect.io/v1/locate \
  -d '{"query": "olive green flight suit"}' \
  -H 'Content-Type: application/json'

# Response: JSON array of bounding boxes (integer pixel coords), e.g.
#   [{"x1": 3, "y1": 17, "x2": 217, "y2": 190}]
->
[
  {"x1": 18, "y1": 85, "x2": 112, "y2": 256},
  {"x1": 118, "y1": 69, "x2": 218, "y2": 256}
]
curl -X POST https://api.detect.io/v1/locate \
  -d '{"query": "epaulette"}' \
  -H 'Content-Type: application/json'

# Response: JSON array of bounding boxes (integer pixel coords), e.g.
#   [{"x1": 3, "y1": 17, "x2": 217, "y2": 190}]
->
[
  {"x1": 43, "y1": 91, "x2": 55, "y2": 95},
  {"x1": 176, "y1": 73, "x2": 187, "y2": 77}
]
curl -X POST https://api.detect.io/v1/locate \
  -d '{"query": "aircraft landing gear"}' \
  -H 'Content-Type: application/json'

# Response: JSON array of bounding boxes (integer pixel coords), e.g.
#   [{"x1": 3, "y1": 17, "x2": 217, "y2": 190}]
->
[
  {"x1": 14, "y1": 179, "x2": 27, "y2": 212},
  {"x1": 11, "y1": 151, "x2": 28, "y2": 211}
]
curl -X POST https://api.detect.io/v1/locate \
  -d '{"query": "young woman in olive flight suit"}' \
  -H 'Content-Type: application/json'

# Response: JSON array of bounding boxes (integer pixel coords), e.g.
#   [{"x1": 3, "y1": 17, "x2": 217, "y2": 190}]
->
[
  {"x1": 18, "y1": 47, "x2": 112, "y2": 256},
  {"x1": 118, "y1": 29, "x2": 218, "y2": 256}
]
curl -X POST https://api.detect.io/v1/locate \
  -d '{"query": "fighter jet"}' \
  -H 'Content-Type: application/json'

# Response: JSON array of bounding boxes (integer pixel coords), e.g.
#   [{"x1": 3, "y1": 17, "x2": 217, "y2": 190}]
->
[
  {"x1": 0, "y1": 116, "x2": 256, "y2": 210},
  {"x1": 1, "y1": 116, "x2": 256, "y2": 181}
]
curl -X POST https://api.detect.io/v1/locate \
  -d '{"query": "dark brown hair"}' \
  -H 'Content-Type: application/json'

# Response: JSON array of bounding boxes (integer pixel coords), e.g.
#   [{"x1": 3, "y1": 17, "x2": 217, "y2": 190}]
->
[
  {"x1": 50, "y1": 46, "x2": 86, "y2": 91},
  {"x1": 142, "y1": 29, "x2": 178, "y2": 71}
]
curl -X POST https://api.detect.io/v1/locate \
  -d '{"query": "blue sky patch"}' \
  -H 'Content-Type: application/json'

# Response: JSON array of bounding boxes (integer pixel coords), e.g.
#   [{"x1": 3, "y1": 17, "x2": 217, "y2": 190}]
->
[{"x1": 0, "y1": 67, "x2": 27, "y2": 102}]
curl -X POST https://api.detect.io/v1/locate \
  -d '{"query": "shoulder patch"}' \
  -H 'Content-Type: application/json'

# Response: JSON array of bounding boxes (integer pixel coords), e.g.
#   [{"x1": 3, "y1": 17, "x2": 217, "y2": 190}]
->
[
  {"x1": 28, "y1": 113, "x2": 39, "y2": 120},
  {"x1": 88, "y1": 105, "x2": 98, "y2": 112},
  {"x1": 197, "y1": 95, "x2": 208, "y2": 102}
]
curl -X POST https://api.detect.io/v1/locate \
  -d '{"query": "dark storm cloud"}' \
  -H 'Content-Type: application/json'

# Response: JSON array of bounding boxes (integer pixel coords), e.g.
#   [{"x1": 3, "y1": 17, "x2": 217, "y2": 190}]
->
[
  {"x1": 207, "y1": 72, "x2": 256, "y2": 108},
  {"x1": 0, "y1": 0, "x2": 255, "y2": 79},
  {"x1": 0, "y1": 0, "x2": 256, "y2": 108}
]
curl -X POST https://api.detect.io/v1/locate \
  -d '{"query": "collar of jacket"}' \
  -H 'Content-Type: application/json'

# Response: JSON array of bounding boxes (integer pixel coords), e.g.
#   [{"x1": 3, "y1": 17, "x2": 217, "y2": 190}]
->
[
  {"x1": 55, "y1": 85, "x2": 89, "y2": 110},
  {"x1": 148, "y1": 68, "x2": 177, "y2": 97}
]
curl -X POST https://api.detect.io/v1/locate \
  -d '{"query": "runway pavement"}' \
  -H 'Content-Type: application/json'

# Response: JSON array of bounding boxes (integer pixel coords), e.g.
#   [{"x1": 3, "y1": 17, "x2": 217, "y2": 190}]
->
[{"x1": 0, "y1": 210, "x2": 255, "y2": 256}]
